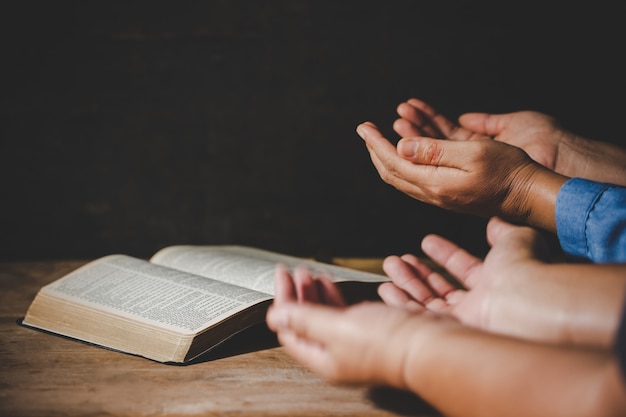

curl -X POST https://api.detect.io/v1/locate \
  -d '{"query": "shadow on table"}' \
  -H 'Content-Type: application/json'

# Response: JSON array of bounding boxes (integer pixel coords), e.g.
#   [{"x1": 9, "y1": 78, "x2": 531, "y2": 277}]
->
[
  {"x1": 181, "y1": 322, "x2": 279, "y2": 365},
  {"x1": 367, "y1": 386, "x2": 441, "y2": 417},
  {"x1": 157, "y1": 321, "x2": 442, "y2": 416}
]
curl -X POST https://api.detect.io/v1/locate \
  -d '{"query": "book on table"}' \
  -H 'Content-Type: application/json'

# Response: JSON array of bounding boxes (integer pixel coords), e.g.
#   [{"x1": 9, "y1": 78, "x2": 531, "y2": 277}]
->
[{"x1": 22, "y1": 245, "x2": 388, "y2": 363}]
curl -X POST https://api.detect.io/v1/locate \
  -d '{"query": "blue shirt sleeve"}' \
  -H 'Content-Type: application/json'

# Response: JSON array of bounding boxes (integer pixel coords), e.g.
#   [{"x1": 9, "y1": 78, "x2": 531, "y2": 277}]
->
[{"x1": 556, "y1": 178, "x2": 626, "y2": 263}]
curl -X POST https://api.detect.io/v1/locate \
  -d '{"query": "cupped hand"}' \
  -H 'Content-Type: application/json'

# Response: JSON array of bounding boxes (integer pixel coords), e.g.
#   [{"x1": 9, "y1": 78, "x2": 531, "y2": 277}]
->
[
  {"x1": 356, "y1": 121, "x2": 555, "y2": 226},
  {"x1": 269, "y1": 262, "x2": 457, "y2": 387},
  {"x1": 266, "y1": 299, "x2": 454, "y2": 387},
  {"x1": 379, "y1": 217, "x2": 562, "y2": 342}
]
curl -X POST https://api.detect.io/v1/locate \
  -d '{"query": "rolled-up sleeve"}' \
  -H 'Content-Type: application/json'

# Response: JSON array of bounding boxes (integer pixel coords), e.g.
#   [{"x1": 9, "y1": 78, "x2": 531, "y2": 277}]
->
[{"x1": 556, "y1": 178, "x2": 626, "y2": 263}]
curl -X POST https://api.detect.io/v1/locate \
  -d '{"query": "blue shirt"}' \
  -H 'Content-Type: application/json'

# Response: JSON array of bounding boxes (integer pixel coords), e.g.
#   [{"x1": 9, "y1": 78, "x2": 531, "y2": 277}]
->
[{"x1": 556, "y1": 178, "x2": 626, "y2": 263}]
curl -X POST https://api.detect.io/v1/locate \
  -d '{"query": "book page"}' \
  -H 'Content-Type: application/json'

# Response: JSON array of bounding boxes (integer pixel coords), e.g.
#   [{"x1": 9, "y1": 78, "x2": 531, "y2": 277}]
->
[
  {"x1": 38, "y1": 255, "x2": 272, "y2": 334},
  {"x1": 150, "y1": 245, "x2": 387, "y2": 295}
]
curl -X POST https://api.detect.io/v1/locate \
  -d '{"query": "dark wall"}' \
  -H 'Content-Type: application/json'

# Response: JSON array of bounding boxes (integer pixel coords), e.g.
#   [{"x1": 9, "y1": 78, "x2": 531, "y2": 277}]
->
[{"x1": 2, "y1": 1, "x2": 625, "y2": 261}]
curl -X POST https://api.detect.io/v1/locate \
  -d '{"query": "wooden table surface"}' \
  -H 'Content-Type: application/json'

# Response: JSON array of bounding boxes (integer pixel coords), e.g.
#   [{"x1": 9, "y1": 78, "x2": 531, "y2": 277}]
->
[{"x1": 0, "y1": 259, "x2": 441, "y2": 417}]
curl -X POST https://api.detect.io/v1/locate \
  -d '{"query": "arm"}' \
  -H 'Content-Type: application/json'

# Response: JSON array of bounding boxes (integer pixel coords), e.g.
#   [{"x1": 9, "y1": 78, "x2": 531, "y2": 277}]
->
[
  {"x1": 404, "y1": 312, "x2": 626, "y2": 417},
  {"x1": 459, "y1": 110, "x2": 626, "y2": 186},
  {"x1": 356, "y1": 121, "x2": 567, "y2": 232},
  {"x1": 267, "y1": 301, "x2": 626, "y2": 417}
]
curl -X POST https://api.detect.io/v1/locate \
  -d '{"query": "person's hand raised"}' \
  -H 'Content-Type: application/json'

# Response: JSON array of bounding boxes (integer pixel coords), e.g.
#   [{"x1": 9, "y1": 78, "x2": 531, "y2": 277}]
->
[{"x1": 357, "y1": 121, "x2": 565, "y2": 231}]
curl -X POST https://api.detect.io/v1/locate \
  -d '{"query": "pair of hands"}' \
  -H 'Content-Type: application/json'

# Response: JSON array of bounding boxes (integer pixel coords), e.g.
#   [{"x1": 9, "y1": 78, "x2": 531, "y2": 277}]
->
[
  {"x1": 267, "y1": 216, "x2": 552, "y2": 386},
  {"x1": 265, "y1": 103, "x2": 586, "y2": 385},
  {"x1": 356, "y1": 98, "x2": 626, "y2": 232},
  {"x1": 265, "y1": 102, "x2": 626, "y2": 413},
  {"x1": 267, "y1": 215, "x2": 626, "y2": 387}
]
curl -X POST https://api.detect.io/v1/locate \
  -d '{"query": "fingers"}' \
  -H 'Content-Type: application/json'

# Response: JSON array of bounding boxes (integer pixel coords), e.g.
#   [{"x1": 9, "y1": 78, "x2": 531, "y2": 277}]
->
[
  {"x1": 382, "y1": 255, "x2": 454, "y2": 304},
  {"x1": 356, "y1": 121, "x2": 478, "y2": 212},
  {"x1": 357, "y1": 122, "x2": 462, "y2": 170},
  {"x1": 458, "y1": 112, "x2": 511, "y2": 137},
  {"x1": 356, "y1": 122, "x2": 435, "y2": 196},
  {"x1": 421, "y1": 234, "x2": 482, "y2": 289},
  {"x1": 265, "y1": 303, "x2": 334, "y2": 370},
  {"x1": 267, "y1": 301, "x2": 414, "y2": 383},
  {"x1": 396, "y1": 98, "x2": 484, "y2": 141},
  {"x1": 377, "y1": 282, "x2": 426, "y2": 312},
  {"x1": 356, "y1": 122, "x2": 399, "y2": 159},
  {"x1": 266, "y1": 302, "x2": 342, "y2": 350},
  {"x1": 393, "y1": 118, "x2": 424, "y2": 138},
  {"x1": 268, "y1": 301, "x2": 428, "y2": 385},
  {"x1": 358, "y1": 120, "x2": 529, "y2": 218},
  {"x1": 274, "y1": 263, "x2": 297, "y2": 304},
  {"x1": 379, "y1": 254, "x2": 459, "y2": 316},
  {"x1": 399, "y1": 254, "x2": 458, "y2": 298},
  {"x1": 273, "y1": 264, "x2": 346, "y2": 307},
  {"x1": 293, "y1": 265, "x2": 321, "y2": 304},
  {"x1": 395, "y1": 100, "x2": 447, "y2": 138},
  {"x1": 315, "y1": 274, "x2": 346, "y2": 306}
]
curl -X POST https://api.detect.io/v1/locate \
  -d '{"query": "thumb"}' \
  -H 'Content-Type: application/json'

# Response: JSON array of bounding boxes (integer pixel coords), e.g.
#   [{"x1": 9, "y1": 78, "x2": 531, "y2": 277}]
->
[
  {"x1": 267, "y1": 303, "x2": 342, "y2": 344},
  {"x1": 485, "y1": 216, "x2": 522, "y2": 246},
  {"x1": 485, "y1": 217, "x2": 550, "y2": 261},
  {"x1": 396, "y1": 136, "x2": 474, "y2": 169}
]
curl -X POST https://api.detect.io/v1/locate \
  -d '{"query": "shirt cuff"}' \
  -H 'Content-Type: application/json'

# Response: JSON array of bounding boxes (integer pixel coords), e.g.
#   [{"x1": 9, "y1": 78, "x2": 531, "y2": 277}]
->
[{"x1": 555, "y1": 178, "x2": 609, "y2": 260}]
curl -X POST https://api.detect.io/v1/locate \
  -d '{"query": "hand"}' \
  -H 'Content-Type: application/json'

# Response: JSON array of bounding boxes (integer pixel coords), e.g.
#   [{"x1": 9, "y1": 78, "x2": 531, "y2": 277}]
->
[
  {"x1": 461, "y1": 110, "x2": 626, "y2": 185},
  {"x1": 267, "y1": 297, "x2": 626, "y2": 417},
  {"x1": 379, "y1": 217, "x2": 547, "y2": 334},
  {"x1": 270, "y1": 263, "x2": 414, "y2": 386},
  {"x1": 356, "y1": 121, "x2": 565, "y2": 231},
  {"x1": 273, "y1": 263, "x2": 345, "y2": 307},
  {"x1": 378, "y1": 217, "x2": 626, "y2": 349},
  {"x1": 267, "y1": 249, "x2": 626, "y2": 416},
  {"x1": 269, "y1": 263, "x2": 450, "y2": 387},
  {"x1": 266, "y1": 299, "x2": 451, "y2": 387},
  {"x1": 458, "y1": 110, "x2": 566, "y2": 171}
]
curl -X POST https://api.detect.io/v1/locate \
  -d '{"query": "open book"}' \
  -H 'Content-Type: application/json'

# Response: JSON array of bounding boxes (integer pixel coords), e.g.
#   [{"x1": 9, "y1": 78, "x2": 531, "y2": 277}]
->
[{"x1": 22, "y1": 245, "x2": 388, "y2": 363}]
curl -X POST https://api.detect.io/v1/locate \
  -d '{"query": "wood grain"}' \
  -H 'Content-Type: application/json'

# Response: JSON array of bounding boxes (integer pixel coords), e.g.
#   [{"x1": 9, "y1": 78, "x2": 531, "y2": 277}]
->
[{"x1": 0, "y1": 260, "x2": 440, "y2": 416}]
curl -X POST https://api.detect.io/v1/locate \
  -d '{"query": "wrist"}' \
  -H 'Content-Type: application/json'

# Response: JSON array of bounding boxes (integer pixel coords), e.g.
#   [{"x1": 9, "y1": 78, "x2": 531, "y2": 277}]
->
[
  {"x1": 553, "y1": 131, "x2": 579, "y2": 176},
  {"x1": 559, "y1": 133, "x2": 626, "y2": 185},
  {"x1": 502, "y1": 163, "x2": 567, "y2": 233},
  {"x1": 395, "y1": 314, "x2": 462, "y2": 391}
]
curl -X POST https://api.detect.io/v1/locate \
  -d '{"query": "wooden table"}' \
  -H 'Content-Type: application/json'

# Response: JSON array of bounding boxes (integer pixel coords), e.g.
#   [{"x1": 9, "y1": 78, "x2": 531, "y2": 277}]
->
[{"x1": 0, "y1": 260, "x2": 441, "y2": 417}]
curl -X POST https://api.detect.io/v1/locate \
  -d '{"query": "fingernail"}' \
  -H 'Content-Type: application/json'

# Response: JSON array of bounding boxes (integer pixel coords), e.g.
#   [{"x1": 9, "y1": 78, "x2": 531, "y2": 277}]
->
[{"x1": 397, "y1": 139, "x2": 418, "y2": 157}]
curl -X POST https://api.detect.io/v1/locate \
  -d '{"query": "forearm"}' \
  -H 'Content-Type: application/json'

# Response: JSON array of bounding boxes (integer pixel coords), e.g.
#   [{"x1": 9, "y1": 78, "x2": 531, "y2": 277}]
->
[
  {"x1": 485, "y1": 262, "x2": 626, "y2": 349},
  {"x1": 558, "y1": 134, "x2": 626, "y2": 186},
  {"x1": 403, "y1": 323, "x2": 626, "y2": 417},
  {"x1": 531, "y1": 263, "x2": 626, "y2": 348}
]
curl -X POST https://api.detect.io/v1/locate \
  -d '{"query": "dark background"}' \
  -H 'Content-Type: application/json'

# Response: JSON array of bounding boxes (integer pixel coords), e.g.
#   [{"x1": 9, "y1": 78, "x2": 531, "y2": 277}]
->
[{"x1": 2, "y1": 1, "x2": 625, "y2": 261}]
